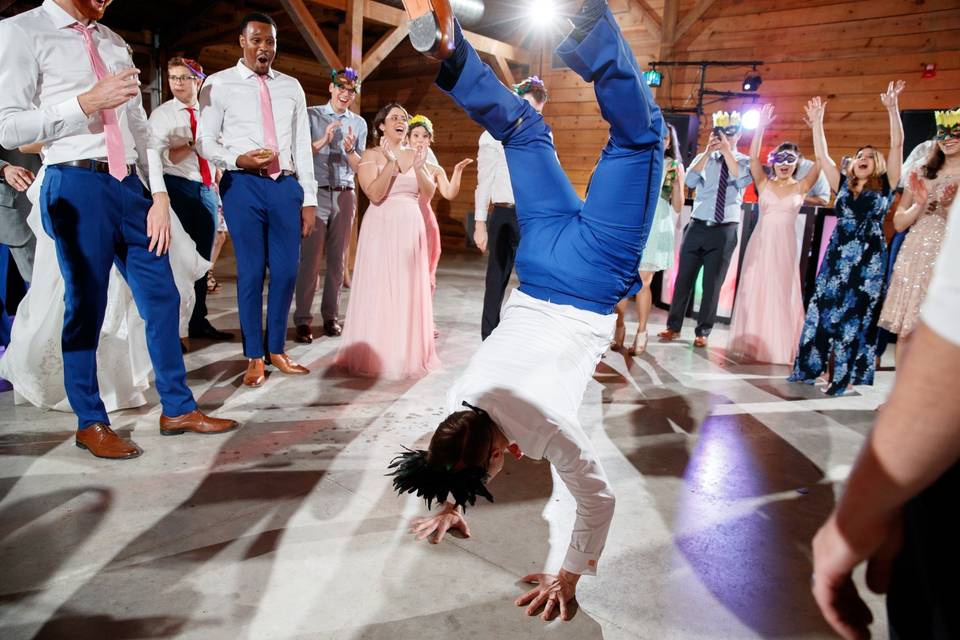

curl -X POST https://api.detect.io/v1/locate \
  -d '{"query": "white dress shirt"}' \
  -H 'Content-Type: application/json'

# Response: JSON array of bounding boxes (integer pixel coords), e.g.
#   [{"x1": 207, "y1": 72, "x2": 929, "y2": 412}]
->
[
  {"x1": 196, "y1": 59, "x2": 317, "y2": 207},
  {"x1": 446, "y1": 289, "x2": 616, "y2": 576},
  {"x1": 0, "y1": 0, "x2": 165, "y2": 193},
  {"x1": 922, "y1": 197, "x2": 960, "y2": 345},
  {"x1": 149, "y1": 97, "x2": 207, "y2": 183},
  {"x1": 474, "y1": 130, "x2": 515, "y2": 222}
]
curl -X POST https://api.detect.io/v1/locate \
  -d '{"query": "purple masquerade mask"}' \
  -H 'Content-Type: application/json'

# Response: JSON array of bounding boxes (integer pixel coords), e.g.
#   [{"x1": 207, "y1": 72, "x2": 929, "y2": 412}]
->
[{"x1": 768, "y1": 150, "x2": 799, "y2": 165}]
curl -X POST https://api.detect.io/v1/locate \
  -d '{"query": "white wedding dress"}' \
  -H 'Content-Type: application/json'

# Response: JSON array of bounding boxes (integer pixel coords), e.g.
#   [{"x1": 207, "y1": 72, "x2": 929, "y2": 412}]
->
[{"x1": 0, "y1": 167, "x2": 209, "y2": 413}]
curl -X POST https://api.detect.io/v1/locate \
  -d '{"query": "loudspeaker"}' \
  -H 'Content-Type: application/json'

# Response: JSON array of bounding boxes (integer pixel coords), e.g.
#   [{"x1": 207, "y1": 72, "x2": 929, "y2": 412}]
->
[
  {"x1": 901, "y1": 109, "x2": 937, "y2": 159},
  {"x1": 663, "y1": 112, "x2": 700, "y2": 166}
]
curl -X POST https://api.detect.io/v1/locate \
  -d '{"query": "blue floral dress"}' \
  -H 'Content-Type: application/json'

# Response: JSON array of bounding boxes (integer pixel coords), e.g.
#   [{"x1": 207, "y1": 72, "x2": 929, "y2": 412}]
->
[{"x1": 789, "y1": 174, "x2": 892, "y2": 395}]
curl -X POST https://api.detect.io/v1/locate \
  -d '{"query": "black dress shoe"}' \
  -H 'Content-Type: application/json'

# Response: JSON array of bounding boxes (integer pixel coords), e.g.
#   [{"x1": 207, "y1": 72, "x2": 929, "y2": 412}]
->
[
  {"x1": 295, "y1": 324, "x2": 314, "y2": 344},
  {"x1": 323, "y1": 319, "x2": 343, "y2": 337},
  {"x1": 188, "y1": 324, "x2": 235, "y2": 341}
]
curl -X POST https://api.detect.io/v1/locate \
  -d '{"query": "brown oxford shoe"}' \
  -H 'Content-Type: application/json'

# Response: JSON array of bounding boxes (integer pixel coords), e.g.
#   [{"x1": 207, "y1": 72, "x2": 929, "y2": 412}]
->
[
  {"x1": 401, "y1": 0, "x2": 455, "y2": 61},
  {"x1": 323, "y1": 319, "x2": 342, "y2": 337},
  {"x1": 75, "y1": 423, "x2": 142, "y2": 460},
  {"x1": 243, "y1": 358, "x2": 266, "y2": 387},
  {"x1": 160, "y1": 409, "x2": 239, "y2": 436},
  {"x1": 267, "y1": 352, "x2": 310, "y2": 375},
  {"x1": 693, "y1": 336, "x2": 708, "y2": 348},
  {"x1": 294, "y1": 324, "x2": 314, "y2": 344},
  {"x1": 657, "y1": 328, "x2": 681, "y2": 342}
]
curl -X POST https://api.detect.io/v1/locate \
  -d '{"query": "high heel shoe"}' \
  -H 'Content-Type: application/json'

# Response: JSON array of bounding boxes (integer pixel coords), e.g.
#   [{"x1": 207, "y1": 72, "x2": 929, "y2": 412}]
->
[
  {"x1": 610, "y1": 325, "x2": 626, "y2": 351},
  {"x1": 628, "y1": 331, "x2": 648, "y2": 356}
]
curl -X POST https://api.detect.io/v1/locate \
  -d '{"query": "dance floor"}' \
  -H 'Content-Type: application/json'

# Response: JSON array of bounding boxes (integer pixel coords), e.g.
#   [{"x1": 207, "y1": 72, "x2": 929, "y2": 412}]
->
[{"x1": 0, "y1": 252, "x2": 892, "y2": 639}]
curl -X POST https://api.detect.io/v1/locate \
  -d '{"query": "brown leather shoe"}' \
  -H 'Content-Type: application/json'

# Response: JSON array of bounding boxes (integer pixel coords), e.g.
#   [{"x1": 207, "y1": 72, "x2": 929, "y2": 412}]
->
[
  {"x1": 402, "y1": 0, "x2": 455, "y2": 61},
  {"x1": 75, "y1": 423, "x2": 142, "y2": 459},
  {"x1": 693, "y1": 336, "x2": 708, "y2": 348},
  {"x1": 323, "y1": 319, "x2": 342, "y2": 337},
  {"x1": 295, "y1": 324, "x2": 313, "y2": 344},
  {"x1": 267, "y1": 352, "x2": 310, "y2": 375},
  {"x1": 243, "y1": 358, "x2": 265, "y2": 387},
  {"x1": 160, "y1": 409, "x2": 239, "y2": 436},
  {"x1": 657, "y1": 328, "x2": 681, "y2": 342}
]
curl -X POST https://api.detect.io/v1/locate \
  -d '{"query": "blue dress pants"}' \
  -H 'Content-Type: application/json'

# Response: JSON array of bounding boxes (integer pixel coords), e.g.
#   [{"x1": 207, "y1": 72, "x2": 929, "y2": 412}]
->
[
  {"x1": 164, "y1": 175, "x2": 218, "y2": 333},
  {"x1": 219, "y1": 171, "x2": 304, "y2": 358},
  {"x1": 40, "y1": 165, "x2": 197, "y2": 428},
  {"x1": 437, "y1": 8, "x2": 664, "y2": 315}
]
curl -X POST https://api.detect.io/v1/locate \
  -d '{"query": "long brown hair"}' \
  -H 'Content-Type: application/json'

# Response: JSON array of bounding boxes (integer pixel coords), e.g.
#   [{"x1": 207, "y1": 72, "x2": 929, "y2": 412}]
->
[
  {"x1": 921, "y1": 143, "x2": 946, "y2": 180},
  {"x1": 845, "y1": 145, "x2": 887, "y2": 192},
  {"x1": 372, "y1": 102, "x2": 409, "y2": 140}
]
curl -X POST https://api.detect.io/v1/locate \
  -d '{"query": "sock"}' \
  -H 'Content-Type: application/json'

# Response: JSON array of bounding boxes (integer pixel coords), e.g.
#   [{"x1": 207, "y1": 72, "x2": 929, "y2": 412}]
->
[{"x1": 568, "y1": 0, "x2": 607, "y2": 43}]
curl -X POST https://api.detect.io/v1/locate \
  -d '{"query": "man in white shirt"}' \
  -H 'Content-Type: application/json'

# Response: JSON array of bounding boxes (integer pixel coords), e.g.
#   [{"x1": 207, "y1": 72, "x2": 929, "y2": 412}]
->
[
  {"x1": 473, "y1": 77, "x2": 547, "y2": 340},
  {"x1": 149, "y1": 56, "x2": 232, "y2": 343},
  {"x1": 0, "y1": 0, "x2": 239, "y2": 459},
  {"x1": 393, "y1": 0, "x2": 663, "y2": 621},
  {"x1": 197, "y1": 12, "x2": 318, "y2": 388}
]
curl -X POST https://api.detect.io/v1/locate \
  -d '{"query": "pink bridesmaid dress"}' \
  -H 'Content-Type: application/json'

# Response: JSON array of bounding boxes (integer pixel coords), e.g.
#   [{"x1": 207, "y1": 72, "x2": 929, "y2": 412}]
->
[
  {"x1": 728, "y1": 183, "x2": 805, "y2": 365},
  {"x1": 419, "y1": 194, "x2": 442, "y2": 292},
  {"x1": 335, "y1": 165, "x2": 440, "y2": 379}
]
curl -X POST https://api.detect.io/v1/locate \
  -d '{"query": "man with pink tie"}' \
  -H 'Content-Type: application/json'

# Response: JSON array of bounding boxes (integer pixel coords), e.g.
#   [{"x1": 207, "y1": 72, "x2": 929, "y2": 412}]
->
[
  {"x1": 0, "y1": 0, "x2": 239, "y2": 459},
  {"x1": 197, "y1": 12, "x2": 318, "y2": 388}
]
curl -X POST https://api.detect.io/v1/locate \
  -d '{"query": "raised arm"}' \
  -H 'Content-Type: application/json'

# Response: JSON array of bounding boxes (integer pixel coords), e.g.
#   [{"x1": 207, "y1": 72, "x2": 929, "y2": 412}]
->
[
  {"x1": 436, "y1": 158, "x2": 474, "y2": 200},
  {"x1": 880, "y1": 80, "x2": 906, "y2": 188},
  {"x1": 413, "y1": 147, "x2": 437, "y2": 200},
  {"x1": 805, "y1": 97, "x2": 840, "y2": 192},
  {"x1": 798, "y1": 156, "x2": 823, "y2": 195},
  {"x1": 670, "y1": 161, "x2": 686, "y2": 213},
  {"x1": 892, "y1": 170, "x2": 932, "y2": 233},
  {"x1": 749, "y1": 104, "x2": 776, "y2": 191}
]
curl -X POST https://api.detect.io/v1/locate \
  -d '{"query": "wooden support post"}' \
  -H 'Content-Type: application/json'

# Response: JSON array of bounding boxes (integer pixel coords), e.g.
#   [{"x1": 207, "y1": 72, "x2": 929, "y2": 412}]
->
[
  {"x1": 279, "y1": 0, "x2": 344, "y2": 70},
  {"x1": 659, "y1": 0, "x2": 679, "y2": 61},
  {"x1": 341, "y1": 0, "x2": 364, "y2": 111}
]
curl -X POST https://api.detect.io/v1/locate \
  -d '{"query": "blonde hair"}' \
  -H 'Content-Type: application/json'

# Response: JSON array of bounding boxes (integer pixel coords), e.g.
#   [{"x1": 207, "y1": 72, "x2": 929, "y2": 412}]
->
[{"x1": 845, "y1": 145, "x2": 887, "y2": 192}]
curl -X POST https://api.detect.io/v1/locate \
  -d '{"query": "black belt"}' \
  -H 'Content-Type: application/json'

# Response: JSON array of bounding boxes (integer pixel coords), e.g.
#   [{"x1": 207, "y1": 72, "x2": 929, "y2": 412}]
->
[
  {"x1": 233, "y1": 168, "x2": 297, "y2": 178},
  {"x1": 53, "y1": 159, "x2": 136, "y2": 176},
  {"x1": 319, "y1": 185, "x2": 354, "y2": 192},
  {"x1": 692, "y1": 218, "x2": 738, "y2": 227},
  {"x1": 493, "y1": 202, "x2": 515, "y2": 209}
]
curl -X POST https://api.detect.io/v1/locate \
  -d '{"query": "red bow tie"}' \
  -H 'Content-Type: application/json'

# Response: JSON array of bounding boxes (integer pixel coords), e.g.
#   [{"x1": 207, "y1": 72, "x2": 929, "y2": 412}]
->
[{"x1": 507, "y1": 443, "x2": 524, "y2": 461}]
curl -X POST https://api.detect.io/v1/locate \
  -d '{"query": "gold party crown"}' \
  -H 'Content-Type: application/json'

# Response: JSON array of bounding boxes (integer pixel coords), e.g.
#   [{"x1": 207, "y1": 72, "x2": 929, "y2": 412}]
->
[
  {"x1": 713, "y1": 111, "x2": 742, "y2": 127},
  {"x1": 934, "y1": 108, "x2": 960, "y2": 128}
]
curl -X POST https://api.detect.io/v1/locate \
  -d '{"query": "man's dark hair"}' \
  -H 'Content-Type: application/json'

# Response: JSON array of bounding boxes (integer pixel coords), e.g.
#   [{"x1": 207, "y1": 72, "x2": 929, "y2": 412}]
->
[{"x1": 240, "y1": 12, "x2": 277, "y2": 34}]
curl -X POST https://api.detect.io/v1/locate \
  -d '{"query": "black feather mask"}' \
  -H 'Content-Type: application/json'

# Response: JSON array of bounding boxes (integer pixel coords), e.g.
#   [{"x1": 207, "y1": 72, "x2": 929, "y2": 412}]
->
[{"x1": 387, "y1": 447, "x2": 494, "y2": 511}]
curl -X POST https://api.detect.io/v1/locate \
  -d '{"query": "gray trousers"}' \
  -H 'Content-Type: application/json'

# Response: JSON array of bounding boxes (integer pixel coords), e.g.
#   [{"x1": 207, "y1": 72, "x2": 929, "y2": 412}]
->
[
  {"x1": 6, "y1": 236, "x2": 36, "y2": 284},
  {"x1": 294, "y1": 188, "x2": 357, "y2": 325},
  {"x1": 666, "y1": 220, "x2": 739, "y2": 337}
]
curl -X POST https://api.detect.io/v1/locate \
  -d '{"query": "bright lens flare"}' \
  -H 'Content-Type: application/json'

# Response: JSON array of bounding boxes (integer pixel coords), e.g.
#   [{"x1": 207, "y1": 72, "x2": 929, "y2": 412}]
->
[
  {"x1": 528, "y1": 0, "x2": 558, "y2": 29},
  {"x1": 742, "y1": 109, "x2": 761, "y2": 130}
]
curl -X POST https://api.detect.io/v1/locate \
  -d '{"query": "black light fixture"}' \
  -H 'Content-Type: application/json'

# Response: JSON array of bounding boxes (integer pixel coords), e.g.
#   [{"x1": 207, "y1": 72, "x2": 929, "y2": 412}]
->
[{"x1": 742, "y1": 67, "x2": 762, "y2": 92}]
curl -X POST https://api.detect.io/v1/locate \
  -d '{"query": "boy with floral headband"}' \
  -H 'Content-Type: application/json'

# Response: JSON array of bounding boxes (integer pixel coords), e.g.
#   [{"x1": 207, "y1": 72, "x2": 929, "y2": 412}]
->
[
  {"x1": 659, "y1": 110, "x2": 753, "y2": 348},
  {"x1": 294, "y1": 67, "x2": 368, "y2": 341}
]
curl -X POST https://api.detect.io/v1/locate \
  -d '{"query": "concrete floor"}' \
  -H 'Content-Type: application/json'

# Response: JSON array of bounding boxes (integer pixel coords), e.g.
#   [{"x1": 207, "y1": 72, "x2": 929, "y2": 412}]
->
[{"x1": 0, "y1": 251, "x2": 891, "y2": 639}]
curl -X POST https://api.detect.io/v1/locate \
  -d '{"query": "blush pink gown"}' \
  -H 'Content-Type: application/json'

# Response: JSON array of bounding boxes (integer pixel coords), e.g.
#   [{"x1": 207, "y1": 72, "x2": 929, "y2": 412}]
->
[
  {"x1": 335, "y1": 166, "x2": 440, "y2": 379},
  {"x1": 728, "y1": 183, "x2": 805, "y2": 365},
  {"x1": 419, "y1": 195, "x2": 442, "y2": 293}
]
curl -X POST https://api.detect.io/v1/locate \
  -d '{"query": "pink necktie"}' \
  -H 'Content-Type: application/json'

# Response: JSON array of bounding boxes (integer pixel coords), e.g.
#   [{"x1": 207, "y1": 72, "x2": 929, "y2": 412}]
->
[
  {"x1": 71, "y1": 23, "x2": 128, "y2": 182},
  {"x1": 256, "y1": 75, "x2": 282, "y2": 180}
]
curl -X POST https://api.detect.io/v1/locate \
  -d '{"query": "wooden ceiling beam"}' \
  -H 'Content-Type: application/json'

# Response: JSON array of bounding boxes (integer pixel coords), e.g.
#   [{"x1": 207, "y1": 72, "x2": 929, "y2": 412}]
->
[
  {"x1": 630, "y1": 0, "x2": 662, "y2": 39},
  {"x1": 279, "y1": 0, "x2": 344, "y2": 70},
  {"x1": 675, "y1": 0, "x2": 719, "y2": 42},
  {"x1": 361, "y1": 24, "x2": 410, "y2": 78}
]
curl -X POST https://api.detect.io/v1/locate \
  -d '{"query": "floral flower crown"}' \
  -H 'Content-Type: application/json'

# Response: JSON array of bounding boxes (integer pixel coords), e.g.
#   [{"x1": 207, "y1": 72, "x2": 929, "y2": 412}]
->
[
  {"x1": 408, "y1": 114, "x2": 434, "y2": 136},
  {"x1": 514, "y1": 76, "x2": 546, "y2": 97},
  {"x1": 332, "y1": 67, "x2": 361, "y2": 91},
  {"x1": 712, "y1": 111, "x2": 742, "y2": 128}
]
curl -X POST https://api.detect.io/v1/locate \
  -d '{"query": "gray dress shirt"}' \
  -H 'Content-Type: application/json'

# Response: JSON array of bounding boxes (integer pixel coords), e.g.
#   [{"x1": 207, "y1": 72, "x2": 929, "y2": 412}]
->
[
  {"x1": 308, "y1": 103, "x2": 367, "y2": 189},
  {"x1": 685, "y1": 151, "x2": 753, "y2": 223}
]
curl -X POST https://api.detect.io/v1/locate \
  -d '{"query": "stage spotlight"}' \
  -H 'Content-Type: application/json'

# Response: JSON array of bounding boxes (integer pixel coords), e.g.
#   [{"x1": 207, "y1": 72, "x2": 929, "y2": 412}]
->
[
  {"x1": 527, "y1": 0, "x2": 558, "y2": 28},
  {"x1": 742, "y1": 70, "x2": 762, "y2": 92},
  {"x1": 643, "y1": 68, "x2": 662, "y2": 87},
  {"x1": 742, "y1": 108, "x2": 761, "y2": 130}
]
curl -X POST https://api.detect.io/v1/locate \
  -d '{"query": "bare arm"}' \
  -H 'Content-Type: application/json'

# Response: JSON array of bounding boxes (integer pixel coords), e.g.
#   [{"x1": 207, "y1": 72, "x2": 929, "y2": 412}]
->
[
  {"x1": 892, "y1": 171, "x2": 928, "y2": 233},
  {"x1": 748, "y1": 106, "x2": 772, "y2": 191},
  {"x1": 412, "y1": 148, "x2": 437, "y2": 200},
  {"x1": 798, "y1": 157, "x2": 823, "y2": 195},
  {"x1": 670, "y1": 162, "x2": 685, "y2": 213},
  {"x1": 435, "y1": 157, "x2": 473, "y2": 200},
  {"x1": 806, "y1": 97, "x2": 840, "y2": 193},
  {"x1": 881, "y1": 80, "x2": 906, "y2": 189},
  {"x1": 357, "y1": 148, "x2": 398, "y2": 204}
]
